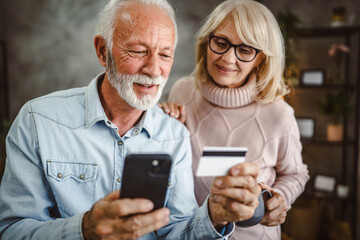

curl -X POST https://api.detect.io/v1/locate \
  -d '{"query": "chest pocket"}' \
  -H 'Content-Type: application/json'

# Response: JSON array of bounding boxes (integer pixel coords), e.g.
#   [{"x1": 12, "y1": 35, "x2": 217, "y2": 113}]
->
[{"x1": 47, "y1": 160, "x2": 98, "y2": 217}]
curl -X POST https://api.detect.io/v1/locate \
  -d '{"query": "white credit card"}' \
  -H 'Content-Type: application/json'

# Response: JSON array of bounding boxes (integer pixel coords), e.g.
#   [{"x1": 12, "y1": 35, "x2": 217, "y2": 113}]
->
[{"x1": 196, "y1": 146, "x2": 247, "y2": 177}]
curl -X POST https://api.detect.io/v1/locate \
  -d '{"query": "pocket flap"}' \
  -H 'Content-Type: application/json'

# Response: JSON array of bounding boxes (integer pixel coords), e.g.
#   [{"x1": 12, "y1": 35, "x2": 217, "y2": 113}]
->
[{"x1": 47, "y1": 160, "x2": 97, "y2": 182}]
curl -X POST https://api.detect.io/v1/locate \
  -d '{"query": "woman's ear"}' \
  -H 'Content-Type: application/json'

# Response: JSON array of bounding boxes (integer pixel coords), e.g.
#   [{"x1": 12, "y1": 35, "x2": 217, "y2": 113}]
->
[
  {"x1": 94, "y1": 35, "x2": 108, "y2": 67},
  {"x1": 254, "y1": 53, "x2": 265, "y2": 71},
  {"x1": 256, "y1": 52, "x2": 266, "y2": 66}
]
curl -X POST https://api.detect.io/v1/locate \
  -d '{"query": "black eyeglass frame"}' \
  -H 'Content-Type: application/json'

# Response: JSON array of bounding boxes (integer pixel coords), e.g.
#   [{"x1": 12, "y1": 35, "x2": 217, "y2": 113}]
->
[{"x1": 208, "y1": 34, "x2": 261, "y2": 62}]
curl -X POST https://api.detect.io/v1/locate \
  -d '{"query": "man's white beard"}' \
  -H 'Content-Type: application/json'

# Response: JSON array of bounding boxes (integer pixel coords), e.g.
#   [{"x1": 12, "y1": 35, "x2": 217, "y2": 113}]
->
[{"x1": 106, "y1": 52, "x2": 166, "y2": 111}]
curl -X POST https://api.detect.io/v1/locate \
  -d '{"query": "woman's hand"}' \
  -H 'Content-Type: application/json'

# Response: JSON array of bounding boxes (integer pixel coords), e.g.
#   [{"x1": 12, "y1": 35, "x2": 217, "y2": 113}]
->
[
  {"x1": 259, "y1": 182, "x2": 287, "y2": 226},
  {"x1": 159, "y1": 102, "x2": 186, "y2": 124}
]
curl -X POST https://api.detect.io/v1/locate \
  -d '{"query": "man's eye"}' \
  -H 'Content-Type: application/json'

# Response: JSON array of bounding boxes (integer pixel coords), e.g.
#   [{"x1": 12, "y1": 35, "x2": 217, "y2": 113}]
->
[
  {"x1": 160, "y1": 54, "x2": 172, "y2": 59},
  {"x1": 129, "y1": 50, "x2": 147, "y2": 56}
]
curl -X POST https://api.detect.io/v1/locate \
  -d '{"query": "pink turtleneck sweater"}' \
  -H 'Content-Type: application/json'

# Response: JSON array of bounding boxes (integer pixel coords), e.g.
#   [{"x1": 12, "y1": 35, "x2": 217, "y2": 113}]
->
[{"x1": 169, "y1": 75, "x2": 309, "y2": 240}]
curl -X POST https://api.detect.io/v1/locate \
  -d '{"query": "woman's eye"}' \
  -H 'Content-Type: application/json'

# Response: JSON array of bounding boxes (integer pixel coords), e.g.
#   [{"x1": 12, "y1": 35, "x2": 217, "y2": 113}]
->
[
  {"x1": 215, "y1": 40, "x2": 228, "y2": 48},
  {"x1": 238, "y1": 47, "x2": 252, "y2": 54}
]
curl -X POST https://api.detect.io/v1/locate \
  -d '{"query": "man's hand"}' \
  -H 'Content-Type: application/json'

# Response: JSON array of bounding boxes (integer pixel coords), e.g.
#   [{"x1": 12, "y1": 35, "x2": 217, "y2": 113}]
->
[
  {"x1": 259, "y1": 183, "x2": 287, "y2": 226},
  {"x1": 208, "y1": 163, "x2": 261, "y2": 229},
  {"x1": 82, "y1": 190, "x2": 170, "y2": 240},
  {"x1": 159, "y1": 102, "x2": 186, "y2": 124}
]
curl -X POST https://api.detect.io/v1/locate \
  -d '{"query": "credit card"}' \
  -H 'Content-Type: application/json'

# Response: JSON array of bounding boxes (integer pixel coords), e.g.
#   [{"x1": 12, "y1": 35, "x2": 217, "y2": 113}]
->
[{"x1": 196, "y1": 146, "x2": 247, "y2": 177}]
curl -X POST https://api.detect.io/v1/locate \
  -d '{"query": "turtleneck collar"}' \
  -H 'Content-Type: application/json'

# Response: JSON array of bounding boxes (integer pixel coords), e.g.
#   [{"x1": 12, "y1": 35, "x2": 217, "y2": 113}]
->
[{"x1": 201, "y1": 74, "x2": 258, "y2": 108}]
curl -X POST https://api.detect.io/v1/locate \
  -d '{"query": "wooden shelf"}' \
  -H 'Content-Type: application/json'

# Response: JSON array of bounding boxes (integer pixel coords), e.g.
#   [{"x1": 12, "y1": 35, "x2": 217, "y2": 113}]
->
[
  {"x1": 292, "y1": 25, "x2": 360, "y2": 38},
  {"x1": 288, "y1": 25, "x2": 360, "y2": 238},
  {"x1": 294, "y1": 84, "x2": 357, "y2": 90},
  {"x1": 301, "y1": 138, "x2": 356, "y2": 146},
  {"x1": 301, "y1": 192, "x2": 349, "y2": 202}
]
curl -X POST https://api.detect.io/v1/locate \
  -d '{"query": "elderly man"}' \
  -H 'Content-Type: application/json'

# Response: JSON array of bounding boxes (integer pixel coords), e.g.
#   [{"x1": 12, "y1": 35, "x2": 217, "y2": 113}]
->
[{"x1": 0, "y1": 0, "x2": 261, "y2": 239}]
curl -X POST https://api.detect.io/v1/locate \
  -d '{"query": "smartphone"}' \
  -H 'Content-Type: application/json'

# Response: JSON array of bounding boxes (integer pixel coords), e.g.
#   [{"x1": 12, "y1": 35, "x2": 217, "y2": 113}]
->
[{"x1": 119, "y1": 154, "x2": 172, "y2": 210}]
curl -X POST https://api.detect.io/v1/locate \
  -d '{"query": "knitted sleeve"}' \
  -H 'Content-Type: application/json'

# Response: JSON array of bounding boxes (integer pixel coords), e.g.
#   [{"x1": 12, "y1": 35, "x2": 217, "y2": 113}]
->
[{"x1": 272, "y1": 115, "x2": 310, "y2": 209}]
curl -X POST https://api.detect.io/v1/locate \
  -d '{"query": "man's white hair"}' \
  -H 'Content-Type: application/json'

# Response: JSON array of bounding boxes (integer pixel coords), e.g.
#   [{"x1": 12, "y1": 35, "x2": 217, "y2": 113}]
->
[{"x1": 95, "y1": 0, "x2": 178, "y2": 52}]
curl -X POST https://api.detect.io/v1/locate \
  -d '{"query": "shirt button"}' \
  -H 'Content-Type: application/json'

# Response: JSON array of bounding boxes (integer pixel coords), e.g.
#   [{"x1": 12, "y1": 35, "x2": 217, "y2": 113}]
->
[
  {"x1": 134, "y1": 128, "x2": 140, "y2": 135},
  {"x1": 168, "y1": 181, "x2": 171, "y2": 187},
  {"x1": 80, "y1": 174, "x2": 85, "y2": 180},
  {"x1": 107, "y1": 121, "x2": 111, "y2": 125},
  {"x1": 57, "y1": 173, "x2": 63, "y2": 178},
  {"x1": 117, "y1": 177, "x2": 122, "y2": 183},
  {"x1": 118, "y1": 141, "x2": 123, "y2": 146}
]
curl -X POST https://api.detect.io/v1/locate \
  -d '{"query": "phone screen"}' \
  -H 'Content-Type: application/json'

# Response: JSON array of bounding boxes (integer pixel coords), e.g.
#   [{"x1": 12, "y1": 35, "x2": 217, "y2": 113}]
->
[{"x1": 119, "y1": 154, "x2": 172, "y2": 210}]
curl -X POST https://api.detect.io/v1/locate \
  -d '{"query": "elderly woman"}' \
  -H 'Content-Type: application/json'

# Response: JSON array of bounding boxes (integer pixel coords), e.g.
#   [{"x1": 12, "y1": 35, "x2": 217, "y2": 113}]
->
[{"x1": 161, "y1": 0, "x2": 309, "y2": 239}]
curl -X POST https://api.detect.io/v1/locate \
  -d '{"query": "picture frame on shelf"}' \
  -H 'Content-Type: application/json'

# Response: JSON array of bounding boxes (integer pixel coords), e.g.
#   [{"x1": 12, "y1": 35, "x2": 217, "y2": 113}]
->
[
  {"x1": 296, "y1": 117, "x2": 315, "y2": 139},
  {"x1": 299, "y1": 69, "x2": 325, "y2": 86},
  {"x1": 312, "y1": 173, "x2": 336, "y2": 194},
  {"x1": 336, "y1": 183, "x2": 349, "y2": 199}
]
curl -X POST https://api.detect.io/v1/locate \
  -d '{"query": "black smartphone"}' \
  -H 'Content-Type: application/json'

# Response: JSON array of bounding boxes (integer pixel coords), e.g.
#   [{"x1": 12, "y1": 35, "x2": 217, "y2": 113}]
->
[{"x1": 119, "y1": 154, "x2": 173, "y2": 210}]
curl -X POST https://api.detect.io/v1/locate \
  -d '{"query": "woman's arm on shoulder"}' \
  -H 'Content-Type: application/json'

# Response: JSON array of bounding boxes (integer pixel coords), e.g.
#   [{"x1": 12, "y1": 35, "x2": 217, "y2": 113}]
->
[{"x1": 160, "y1": 76, "x2": 196, "y2": 124}]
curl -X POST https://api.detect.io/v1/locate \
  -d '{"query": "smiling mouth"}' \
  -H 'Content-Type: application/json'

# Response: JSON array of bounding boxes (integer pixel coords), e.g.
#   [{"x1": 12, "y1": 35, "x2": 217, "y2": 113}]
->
[
  {"x1": 133, "y1": 83, "x2": 159, "y2": 95},
  {"x1": 135, "y1": 83, "x2": 158, "y2": 88},
  {"x1": 216, "y1": 64, "x2": 236, "y2": 73}
]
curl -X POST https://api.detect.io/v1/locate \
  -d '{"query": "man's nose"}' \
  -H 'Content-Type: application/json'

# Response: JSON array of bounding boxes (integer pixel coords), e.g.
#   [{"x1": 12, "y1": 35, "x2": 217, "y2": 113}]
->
[{"x1": 142, "y1": 54, "x2": 162, "y2": 78}]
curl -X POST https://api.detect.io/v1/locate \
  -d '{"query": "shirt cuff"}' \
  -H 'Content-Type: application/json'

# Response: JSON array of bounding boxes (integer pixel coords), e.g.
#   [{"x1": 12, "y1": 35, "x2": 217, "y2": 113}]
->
[
  {"x1": 201, "y1": 196, "x2": 235, "y2": 238},
  {"x1": 220, "y1": 222, "x2": 233, "y2": 235},
  {"x1": 61, "y1": 212, "x2": 86, "y2": 240}
]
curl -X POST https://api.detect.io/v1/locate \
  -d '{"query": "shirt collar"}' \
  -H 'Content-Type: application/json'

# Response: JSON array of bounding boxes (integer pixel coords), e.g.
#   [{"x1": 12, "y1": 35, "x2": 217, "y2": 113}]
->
[
  {"x1": 141, "y1": 108, "x2": 154, "y2": 138},
  {"x1": 85, "y1": 72, "x2": 154, "y2": 138},
  {"x1": 85, "y1": 73, "x2": 107, "y2": 128},
  {"x1": 124, "y1": 106, "x2": 154, "y2": 139}
]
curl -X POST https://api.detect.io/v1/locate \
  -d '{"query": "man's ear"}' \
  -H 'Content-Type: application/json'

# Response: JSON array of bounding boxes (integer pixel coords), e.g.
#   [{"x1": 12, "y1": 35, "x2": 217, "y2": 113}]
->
[{"x1": 94, "y1": 35, "x2": 107, "y2": 67}]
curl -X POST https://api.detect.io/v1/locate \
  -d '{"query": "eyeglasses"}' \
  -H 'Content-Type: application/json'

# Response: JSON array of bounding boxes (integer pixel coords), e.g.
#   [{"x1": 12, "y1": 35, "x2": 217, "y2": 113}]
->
[{"x1": 208, "y1": 34, "x2": 260, "y2": 62}]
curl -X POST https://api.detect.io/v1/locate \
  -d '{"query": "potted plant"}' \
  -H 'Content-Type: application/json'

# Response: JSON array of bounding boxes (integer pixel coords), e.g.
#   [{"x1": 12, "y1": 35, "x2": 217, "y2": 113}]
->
[
  {"x1": 331, "y1": 5, "x2": 347, "y2": 27},
  {"x1": 318, "y1": 92, "x2": 351, "y2": 141},
  {"x1": 276, "y1": 6, "x2": 302, "y2": 87},
  {"x1": 328, "y1": 44, "x2": 350, "y2": 84}
]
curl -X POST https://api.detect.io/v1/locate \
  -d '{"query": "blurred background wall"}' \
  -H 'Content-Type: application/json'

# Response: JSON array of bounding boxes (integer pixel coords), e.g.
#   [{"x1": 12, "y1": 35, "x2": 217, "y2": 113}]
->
[
  {"x1": 1, "y1": 0, "x2": 359, "y2": 117},
  {"x1": 1, "y1": 0, "x2": 360, "y2": 239}
]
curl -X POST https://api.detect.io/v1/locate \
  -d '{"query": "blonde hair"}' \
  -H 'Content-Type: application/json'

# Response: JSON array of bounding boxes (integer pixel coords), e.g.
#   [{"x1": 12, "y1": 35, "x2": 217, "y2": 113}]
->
[{"x1": 193, "y1": 0, "x2": 288, "y2": 103}]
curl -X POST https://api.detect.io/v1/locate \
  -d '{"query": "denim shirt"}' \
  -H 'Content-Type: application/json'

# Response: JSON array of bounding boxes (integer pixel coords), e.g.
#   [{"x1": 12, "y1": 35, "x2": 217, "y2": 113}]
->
[{"x1": 0, "y1": 73, "x2": 233, "y2": 240}]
